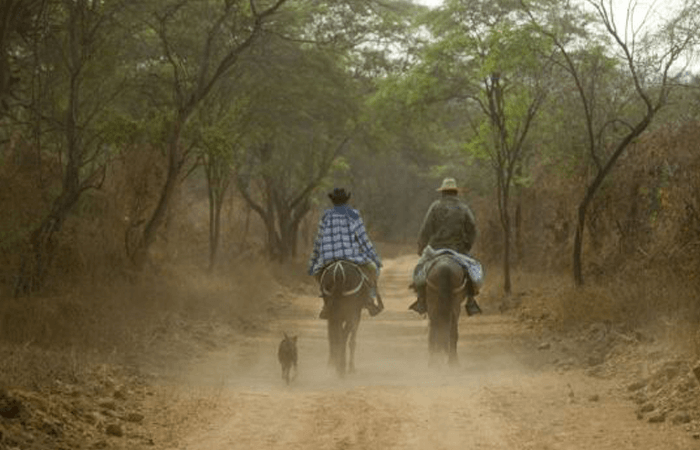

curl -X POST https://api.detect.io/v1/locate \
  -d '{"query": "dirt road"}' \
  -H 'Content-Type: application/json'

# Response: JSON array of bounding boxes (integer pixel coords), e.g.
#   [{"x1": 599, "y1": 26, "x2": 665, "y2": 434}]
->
[{"x1": 159, "y1": 255, "x2": 697, "y2": 449}]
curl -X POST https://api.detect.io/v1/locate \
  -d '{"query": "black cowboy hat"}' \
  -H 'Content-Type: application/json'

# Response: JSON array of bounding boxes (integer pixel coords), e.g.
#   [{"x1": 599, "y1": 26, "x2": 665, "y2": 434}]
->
[{"x1": 328, "y1": 187, "x2": 351, "y2": 204}]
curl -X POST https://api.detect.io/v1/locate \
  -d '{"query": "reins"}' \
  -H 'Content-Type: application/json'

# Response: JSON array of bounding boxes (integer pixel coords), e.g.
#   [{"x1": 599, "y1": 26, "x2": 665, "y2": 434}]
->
[{"x1": 320, "y1": 261, "x2": 370, "y2": 297}]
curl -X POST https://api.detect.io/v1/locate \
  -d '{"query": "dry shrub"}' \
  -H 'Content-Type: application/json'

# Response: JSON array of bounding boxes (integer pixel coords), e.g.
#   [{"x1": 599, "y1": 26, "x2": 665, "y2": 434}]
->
[
  {"x1": 551, "y1": 277, "x2": 685, "y2": 330},
  {"x1": 0, "y1": 253, "x2": 281, "y2": 390},
  {"x1": 0, "y1": 137, "x2": 292, "y2": 391},
  {"x1": 0, "y1": 343, "x2": 92, "y2": 389},
  {"x1": 509, "y1": 269, "x2": 655, "y2": 332},
  {"x1": 502, "y1": 270, "x2": 615, "y2": 329},
  {"x1": 584, "y1": 124, "x2": 700, "y2": 324},
  {"x1": 0, "y1": 144, "x2": 61, "y2": 296},
  {"x1": 493, "y1": 122, "x2": 700, "y2": 334},
  {"x1": 469, "y1": 164, "x2": 578, "y2": 273}
]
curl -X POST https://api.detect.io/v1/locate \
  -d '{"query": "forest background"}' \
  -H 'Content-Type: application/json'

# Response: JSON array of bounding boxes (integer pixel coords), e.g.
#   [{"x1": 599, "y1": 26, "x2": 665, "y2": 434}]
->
[{"x1": 1, "y1": 0, "x2": 700, "y2": 395}]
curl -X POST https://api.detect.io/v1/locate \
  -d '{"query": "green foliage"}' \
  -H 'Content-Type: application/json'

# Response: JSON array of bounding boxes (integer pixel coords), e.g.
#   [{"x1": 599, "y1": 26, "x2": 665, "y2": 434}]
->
[
  {"x1": 331, "y1": 156, "x2": 351, "y2": 175},
  {"x1": 463, "y1": 122, "x2": 491, "y2": 161}
]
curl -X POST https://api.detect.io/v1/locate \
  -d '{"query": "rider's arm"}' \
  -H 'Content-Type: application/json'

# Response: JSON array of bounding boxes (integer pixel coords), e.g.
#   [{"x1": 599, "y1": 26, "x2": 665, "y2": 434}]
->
[
  {"x1": 417, "y1": 201, "x2": 437, "y2": 255},
  {"x1": 352, "y1": 215, "x2": 382, "y2": 270},
  {"x1": 463, "y1": 204, "x2": 477, "y2": 252},
  {"x1": 307, "y1": 211, "x2": 329, "y2": 275}
]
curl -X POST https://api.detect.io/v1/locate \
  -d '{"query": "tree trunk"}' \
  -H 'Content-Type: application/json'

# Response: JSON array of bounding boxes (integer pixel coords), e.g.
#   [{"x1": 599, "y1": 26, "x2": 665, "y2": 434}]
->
[
  {"x1": 573, "y1": 201, "x2": 586, "y2": 286},
  {"x1": 205, "y1": 158, "x2": 230, "y2": 272},
  {"x1": 497, "y1": 168, "x2": 512, "y2": 295},
  {"x1": 14, "y1": 11, "x2": 86, "y2": 296},
  {"x1": 130, "y1": 117, "x2": 185, "y2": 269},
  {"x1": 501, "y1": 203, "x2": 512, "y2": 295},
  {"x1": 278, "y1": 217, "x2": 293, "y2": 262},
  {"x1": 572, "y1": 115, "x2": 653, "y2": 286},
  {"x1": 208, "y1": 190, "x2": 224, "y2": 272},
  {"x1": 239, "y1": 204, "x2": 251, "y2": 252},
  {"x1": 514, "y1": 196, "x2": 523, "y2": 268},
  {"x1": 14, "y1": 189, "x2": 81, "y2": 297},
  {"x1": 573, "y1": 179, "x2": 599, "y2": 286}
]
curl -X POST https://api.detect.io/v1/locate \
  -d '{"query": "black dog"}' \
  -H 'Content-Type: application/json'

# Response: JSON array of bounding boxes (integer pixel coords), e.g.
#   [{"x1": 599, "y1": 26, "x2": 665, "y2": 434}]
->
[{"x1": 277, "y1": 333, "x2": 298, "y2": 385}]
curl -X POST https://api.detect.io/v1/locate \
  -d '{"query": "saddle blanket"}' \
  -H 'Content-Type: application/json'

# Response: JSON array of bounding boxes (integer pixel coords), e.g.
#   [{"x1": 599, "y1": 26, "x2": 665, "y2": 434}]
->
[{"x1": 413, "y1": 245, "x2": 484, "y2": 291}]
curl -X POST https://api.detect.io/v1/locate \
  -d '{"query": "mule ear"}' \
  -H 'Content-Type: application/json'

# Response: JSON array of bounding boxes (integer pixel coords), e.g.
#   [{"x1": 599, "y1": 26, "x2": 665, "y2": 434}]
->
[
  {"x1": 291, "y1": 336, "x2": 298, "y2": 343},
  {"x1": 283, "y1": 332, "x2": 289, "y2": 340}
]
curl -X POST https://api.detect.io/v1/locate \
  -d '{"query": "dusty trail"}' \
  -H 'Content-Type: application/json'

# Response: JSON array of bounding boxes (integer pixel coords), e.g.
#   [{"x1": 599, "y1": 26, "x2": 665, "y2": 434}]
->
[{"x1": 163, "y1": 256, "x2": 696, "y2": 449}]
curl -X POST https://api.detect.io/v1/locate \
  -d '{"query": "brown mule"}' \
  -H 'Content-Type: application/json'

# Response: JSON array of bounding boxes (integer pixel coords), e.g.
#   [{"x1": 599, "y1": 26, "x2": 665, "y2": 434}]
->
[
  {"x1": 320, "y1": 261, "x2": 373, "y2": 376},
  {"x1": 425, "y1": 255, "x2": 466, "y2": 366}
]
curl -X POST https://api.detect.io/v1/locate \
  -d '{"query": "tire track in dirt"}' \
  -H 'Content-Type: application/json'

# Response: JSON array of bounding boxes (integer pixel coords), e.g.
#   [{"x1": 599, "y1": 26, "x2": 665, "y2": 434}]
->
[{"x1": 162, "y1": 255, "x2": 697, "y2": 450}]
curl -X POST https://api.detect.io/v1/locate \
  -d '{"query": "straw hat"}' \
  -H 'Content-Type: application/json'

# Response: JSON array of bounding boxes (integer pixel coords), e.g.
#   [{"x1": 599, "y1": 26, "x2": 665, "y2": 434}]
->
[{"x1": 436, "y1": 178, "x2": 459, "y2": 192}]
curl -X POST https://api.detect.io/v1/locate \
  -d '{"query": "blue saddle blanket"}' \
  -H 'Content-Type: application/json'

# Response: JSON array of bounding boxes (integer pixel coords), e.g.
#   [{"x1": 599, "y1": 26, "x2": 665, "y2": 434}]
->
[{"x1": 413, "y1": 245, "x2": 484, "y2": 291}]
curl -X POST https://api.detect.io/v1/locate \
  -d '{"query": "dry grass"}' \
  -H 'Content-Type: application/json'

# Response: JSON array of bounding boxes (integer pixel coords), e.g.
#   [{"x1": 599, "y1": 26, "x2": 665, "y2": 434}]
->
[
  {"x1": 0, "y1": 143, "x2": 286, "y2": 391},
  {"x1": 497, "y1": 263, "x2": 700, "y2": 362},
  {"x1": 0, "y1": 253, "x2": 282, "y2": 391},
  {"x1": 475, "y1": 123, "x2": 700, "y2": 358},
  {"x1": 0, "y1": 343, "x2": 91, "y2": 389}
]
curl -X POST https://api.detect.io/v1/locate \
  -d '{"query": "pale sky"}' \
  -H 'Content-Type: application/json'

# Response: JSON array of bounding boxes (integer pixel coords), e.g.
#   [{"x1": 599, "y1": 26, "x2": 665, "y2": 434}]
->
[
  {"x1": 413, "y1": 0, "x2": 442, "y2": 7},
  {"x1": 410, "y1": 0, "x2": 695, "y2": 74},
  {"x1": 412, "y1": 0, "x2": 683, "y2": 22}
]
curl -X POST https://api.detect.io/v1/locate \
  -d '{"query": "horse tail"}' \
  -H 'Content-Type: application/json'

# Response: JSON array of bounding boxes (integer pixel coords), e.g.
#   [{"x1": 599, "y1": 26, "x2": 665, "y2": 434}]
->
[
  {"x1": 320, "y1": 262, "x2": 343, "y2": 299},
  {"x1": 438, "y1": 263, "x2": 452, "y2": 320},
  {"x1": 322, "y1": 261, "x2": 365, "y2": 300},
  {"x1": 332, "y1": 262, "x2": 347, "y2": 299}
]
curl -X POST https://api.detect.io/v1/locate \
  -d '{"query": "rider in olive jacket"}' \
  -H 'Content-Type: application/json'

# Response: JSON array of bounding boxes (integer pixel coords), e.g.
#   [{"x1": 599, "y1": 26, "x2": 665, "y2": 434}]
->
[
  {"x1": 410, "y1": 178, "x2": 482, "y2": 315},
  {"x1": 417, "y1": 191, "x2": 477, "y2": 256}
]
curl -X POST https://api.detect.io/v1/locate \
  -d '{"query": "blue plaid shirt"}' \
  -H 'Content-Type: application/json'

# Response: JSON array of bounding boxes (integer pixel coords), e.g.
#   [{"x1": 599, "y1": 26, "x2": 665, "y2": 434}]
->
[{"x1": 307, "y1": 205, "x2": 382, "y2": 276}]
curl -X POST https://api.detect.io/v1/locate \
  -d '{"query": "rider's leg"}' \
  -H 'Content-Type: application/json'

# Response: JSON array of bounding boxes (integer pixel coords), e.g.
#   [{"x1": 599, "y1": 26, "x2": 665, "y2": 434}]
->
[
  {"x1": 408, "y1": 262, "x2": 428, "y2": 314},
  {"x1": 465, "y1": 296, "x2": 481, "y2": 316},
  {"x1": 315, "y1": 272, "x2": 331, "y2": 320},
  {"x1": 362, "y1": 263, "x2": 383, "y2": 316},
  {"x1": 464, "y1": 276, "x2": 482, "y2": 316},
  {"x1": 319, "y1": 297, "x2": 330, "y2": 320},
  {"x1": 408, "y1": 284, "x2": 427, "y2": 314}
]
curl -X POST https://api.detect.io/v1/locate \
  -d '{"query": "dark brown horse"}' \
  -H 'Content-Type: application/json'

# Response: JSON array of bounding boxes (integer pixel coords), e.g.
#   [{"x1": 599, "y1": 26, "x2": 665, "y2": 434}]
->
[
  {"x1": 319, "y1": 260, "x2": 370, "y2": 376},
  {"x1": 425, "y1": 255, "x2": 466, "y2": 366}
]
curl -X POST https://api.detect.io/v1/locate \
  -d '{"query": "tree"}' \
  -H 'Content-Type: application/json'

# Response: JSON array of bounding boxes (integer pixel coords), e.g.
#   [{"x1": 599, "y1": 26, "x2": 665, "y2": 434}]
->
[
  {"x1": 219, "y1": 0, "x2": 418, "y2": 261},
  {"x1": 395, "y1": 0, "x2": 555, "y2": 293},
  {"x1": 191, "y1": 88, "x2": 253, "y2": 271},
  {"x1": 524, "y1": 0, "x2": 700, "y2": 285},
  {"x1": 0, "y1": 0, "x2": 47, "y2": 112},
  {"x1": 127, "y1": 0, "x2": 289, "y2": 269},
  {"x1": 233, "y1": 40, "x2": 361, "y2": 261},
  {"x1": 199, "y1": 122, "x2": 236, "y2": 272},
  {"x1": 11, "y1": 0, "x2": 135, "y2": 295}
]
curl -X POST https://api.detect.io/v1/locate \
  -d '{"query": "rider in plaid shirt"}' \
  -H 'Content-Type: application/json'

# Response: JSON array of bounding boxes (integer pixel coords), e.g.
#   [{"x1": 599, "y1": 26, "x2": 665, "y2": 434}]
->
[{"x1": 308, "y1": 188, "x2": 383, "y2": 319}]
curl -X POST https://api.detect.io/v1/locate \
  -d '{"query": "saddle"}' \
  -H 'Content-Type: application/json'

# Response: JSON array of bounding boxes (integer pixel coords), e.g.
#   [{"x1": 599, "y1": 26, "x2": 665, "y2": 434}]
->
[
  {"x1": 319, "y1": 260, "x2": 383, "y2": 317},
  {"x1": 413, "y1": 246, "x2": 483, "y2": 294},
  {"x1": 320, "y1": 261, "x2": 371, "y2": 297}
]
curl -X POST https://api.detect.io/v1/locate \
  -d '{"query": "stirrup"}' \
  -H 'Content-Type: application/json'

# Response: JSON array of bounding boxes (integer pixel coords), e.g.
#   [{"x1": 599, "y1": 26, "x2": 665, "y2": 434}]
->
[
  {"x1": 319, "y1": 297, "x2": 330, "y2": 320},
  {"x1": 319, "y1": 305, "x2": 329, "y2": 320},
  {"x1": 465, "y1": 298, "x2": 482, "y2": 316},
  {"x1": 367, "y1": 302, "x2": 382, "y2": 317},
  {"x1": 409, "y1": 299, "x2": 427, "y2": 315}
]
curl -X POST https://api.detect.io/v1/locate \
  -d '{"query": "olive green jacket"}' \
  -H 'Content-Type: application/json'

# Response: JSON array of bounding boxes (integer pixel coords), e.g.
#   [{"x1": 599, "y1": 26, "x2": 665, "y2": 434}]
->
[{"x1": 417, "y1": 195, "x2": 477, "y2": 256}]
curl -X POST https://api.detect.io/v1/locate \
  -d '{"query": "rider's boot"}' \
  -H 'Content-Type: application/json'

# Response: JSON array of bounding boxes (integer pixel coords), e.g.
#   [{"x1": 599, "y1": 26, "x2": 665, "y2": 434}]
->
[
  {"x1": 366, "y1": 287, "x2": 383, "y2": 317},
  {"x1": 408, "y1": 286, "x2": 427, "y2": 314},
  {"x1": 465, "y1": 296, "x2": 482, "y2": 316},
  {"x1": 319, "y1": 296, "x2": 330, "y2": 320}
]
